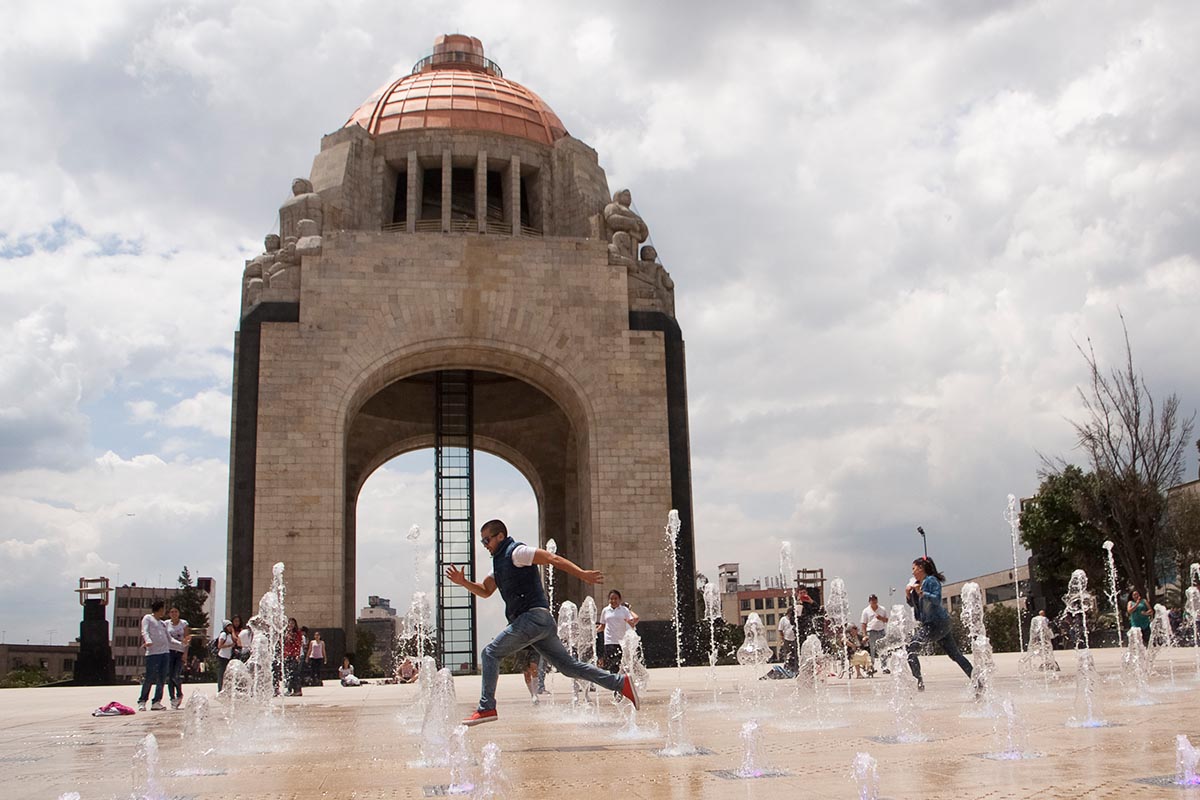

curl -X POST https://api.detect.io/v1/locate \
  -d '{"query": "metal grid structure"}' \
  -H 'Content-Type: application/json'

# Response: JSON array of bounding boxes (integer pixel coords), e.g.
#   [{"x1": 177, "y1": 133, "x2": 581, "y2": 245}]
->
[{"x1": 434, "y1": 370, "x2": 477, "y2": 674}]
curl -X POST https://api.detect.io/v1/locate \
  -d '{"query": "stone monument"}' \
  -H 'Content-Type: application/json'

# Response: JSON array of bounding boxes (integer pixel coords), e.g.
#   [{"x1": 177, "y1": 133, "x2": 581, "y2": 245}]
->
[{"x1": 228, "y1": 34, "x2": 696, "y2": 670}]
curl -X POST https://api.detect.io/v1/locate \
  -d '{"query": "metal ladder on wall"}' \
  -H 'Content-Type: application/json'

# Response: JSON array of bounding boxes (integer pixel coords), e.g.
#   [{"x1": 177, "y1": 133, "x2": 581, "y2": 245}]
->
[{"x1": 435, "y1": 370, "x2": 477, "y2": 674}]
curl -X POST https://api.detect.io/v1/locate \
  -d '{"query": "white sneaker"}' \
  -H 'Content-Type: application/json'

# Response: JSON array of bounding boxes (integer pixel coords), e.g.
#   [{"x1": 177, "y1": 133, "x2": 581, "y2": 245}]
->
[
  {"x1": 171, "y1": 698, "x2": 182, "y2": 709},
  {"x1": 150, "y1": 702, "x2": 167, "y2": 711},
  {"x1": 136, "y1": 702, "x2": 146, "y2": 712}
]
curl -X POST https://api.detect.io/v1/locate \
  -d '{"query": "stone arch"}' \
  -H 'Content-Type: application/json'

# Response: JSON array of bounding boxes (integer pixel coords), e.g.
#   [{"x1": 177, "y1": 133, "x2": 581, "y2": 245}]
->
[{"x1": 334, "y1": 340, "x2": 597, "y2": 641}]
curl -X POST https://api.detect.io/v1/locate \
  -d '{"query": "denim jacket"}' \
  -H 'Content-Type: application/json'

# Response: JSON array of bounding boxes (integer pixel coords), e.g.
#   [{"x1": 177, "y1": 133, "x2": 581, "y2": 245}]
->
[{"x1": 916, "y1": 575, "x2": 949, "y2": 625}]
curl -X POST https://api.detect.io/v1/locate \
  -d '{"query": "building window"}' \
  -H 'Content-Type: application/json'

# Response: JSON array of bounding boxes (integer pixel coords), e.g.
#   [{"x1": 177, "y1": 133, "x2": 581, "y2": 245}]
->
[
  {"x1": 767, "y1": 631, "x2": 777, "y2": 642},
  {"x1": 740, "y1": 600, "x2": 751, "y2": 611},
  {"x1": 765, "y1": 598, "x2": 775, "y2": 609},
  {"x1": 63, "y1": 659, "x2": 74, "y2": 671},
  {"x1": 766, "y1": 614, "x2": 776, "y2": 625},
  {"x1": 754, "y1": 598, "x2": 764, "y2": 610}
]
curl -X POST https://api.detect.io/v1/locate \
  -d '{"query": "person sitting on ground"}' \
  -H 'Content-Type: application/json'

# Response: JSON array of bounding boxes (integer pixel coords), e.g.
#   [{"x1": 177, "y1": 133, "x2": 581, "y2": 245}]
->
[
  {"x1": 397, "y1": 657, "x2": 418, "y2": 684},
  {"x1": 338, "y1": 656, "x2": 362, "y2": 686}
]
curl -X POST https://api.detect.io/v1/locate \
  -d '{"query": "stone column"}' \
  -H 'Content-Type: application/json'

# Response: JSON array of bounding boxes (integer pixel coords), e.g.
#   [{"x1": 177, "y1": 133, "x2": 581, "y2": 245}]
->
[
  {"x1": 406, "y1": 151, "x2": 419, "y2": 233},
  {"x1": 510, "y1": 154, "x2": 521, "y2": 237},
  {"x1": 476, "y1": 150, "x2": 488, "y2": 233},
  {"x1": 441, "y1": 149, "x2": 452, "y2": 233}
]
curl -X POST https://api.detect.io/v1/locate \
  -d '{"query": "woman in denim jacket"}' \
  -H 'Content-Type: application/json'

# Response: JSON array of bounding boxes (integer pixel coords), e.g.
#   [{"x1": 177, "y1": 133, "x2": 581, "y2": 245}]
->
[{"x1": 905, "y1": 556, "x2": 972, "y2": 691}]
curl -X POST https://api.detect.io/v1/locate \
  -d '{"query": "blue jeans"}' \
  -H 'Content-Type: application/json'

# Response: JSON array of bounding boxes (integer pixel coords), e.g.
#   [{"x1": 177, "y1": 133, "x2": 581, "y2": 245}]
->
[
  {"x1": 906, "y1": 617, "x2": 972, "y2": 681},
  {"x1": 138, "y1": 652, "x2": 169, "y2": 704},
  {"x1": 167, "y1": 650, "x2": 184, "y2": 700},
  {"x1": 478, "y1": 607, "x2": 624, "y2": 711}
]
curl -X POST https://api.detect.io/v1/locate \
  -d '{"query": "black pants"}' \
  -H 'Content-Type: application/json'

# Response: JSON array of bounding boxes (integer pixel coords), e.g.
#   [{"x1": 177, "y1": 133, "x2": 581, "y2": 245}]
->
[
  {"x1": 167, "y1": 650, "x2": 184, "y2": 701},
  {"x1": 603, "y1": 644, "x2": 623, "y2": 674}
]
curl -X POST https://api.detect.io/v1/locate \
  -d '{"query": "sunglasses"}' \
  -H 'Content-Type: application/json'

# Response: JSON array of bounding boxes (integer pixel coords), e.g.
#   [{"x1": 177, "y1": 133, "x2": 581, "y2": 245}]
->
[{"x1": 481, "y1": 533, "x2": 498, "y2": 545}]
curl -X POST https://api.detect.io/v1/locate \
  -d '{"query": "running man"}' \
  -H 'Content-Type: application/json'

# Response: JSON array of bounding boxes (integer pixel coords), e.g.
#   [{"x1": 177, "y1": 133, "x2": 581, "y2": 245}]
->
[{"x1": 445, "y1": 519, "x2": 640, "y2": 725}]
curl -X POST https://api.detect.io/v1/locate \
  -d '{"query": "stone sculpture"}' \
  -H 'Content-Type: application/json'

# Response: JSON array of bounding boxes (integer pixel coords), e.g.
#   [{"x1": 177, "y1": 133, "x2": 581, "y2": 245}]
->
[
  {"x1": 280, "y1": 178, "x2": 323, "y2": 241},
  {"x1": 295, "y1": 219, "x2": 323, "y2": 257},
  {"x1": 604, "y1": 188, "x2": 648, "y2": 266}
]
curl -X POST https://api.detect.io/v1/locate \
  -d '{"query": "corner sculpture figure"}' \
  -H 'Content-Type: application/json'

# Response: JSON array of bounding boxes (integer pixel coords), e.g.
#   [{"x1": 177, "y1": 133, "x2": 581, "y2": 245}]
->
[
  {"x1": 604, "y1": 188, "x2": 649, "y2": 265},
  {"x1": 279, "y1": 177, "x2": 324, "y2": 241},
  {"x1": 445, "y1": 519, "x2": 640, "y2": 726}
]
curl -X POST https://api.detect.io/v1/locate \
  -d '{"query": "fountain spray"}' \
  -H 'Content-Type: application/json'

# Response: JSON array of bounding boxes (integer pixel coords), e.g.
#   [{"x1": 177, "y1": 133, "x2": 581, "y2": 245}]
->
[
  {"x1": 702, "y1": 581, "x2": 722, "y2": 702},
  {"x1": 1101, "y1": 540, "x2": 1123, "y2": 648},
  {"x1": 545, "y1": 538, "x2": 557, "y2": 614},
  {"x1": 1184, "y1": 584, "x2": 1200, "y2": 678},
  {"x1": 1005, "y1": 495, "x2": 1025, "y2": 653},
  {"x1": 1063, "y1": 569, "x2": 1105, "y2": 727},
  {"x1": 664, "y1": 509, "x2": 683, "y2": 672},
  {"x1": 851, "y1": 752, "x2": 880, "y2": 800},
  {"x1": 827, "y1": 577, "x2": 851, "y2": 695}
]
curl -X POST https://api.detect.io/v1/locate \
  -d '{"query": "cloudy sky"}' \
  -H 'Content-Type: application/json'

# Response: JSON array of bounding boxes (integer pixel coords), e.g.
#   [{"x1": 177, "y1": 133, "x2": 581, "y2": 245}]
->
[{"x1": 2, "y1": 1, "x2": 1197, "y2": 647}]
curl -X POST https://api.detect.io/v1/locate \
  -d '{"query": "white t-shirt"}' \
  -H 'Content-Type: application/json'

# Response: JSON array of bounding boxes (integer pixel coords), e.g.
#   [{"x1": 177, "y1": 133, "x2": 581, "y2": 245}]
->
[
  {"x1": 165, "y1": 619, "x2": 188, "y2": 652},
  {"x1": 240, "y1": 627, "x2": 254, "y2": 653},
  {"x1": 485, "y1": 544, "x2": 537, "y2": 580},
  {"x1": 861, "y1": 605, "x2": 888, "y2": 632},
  {"x1": 600, "y1": 604, "x2": 635, "y2": 645},
  {"x1": 778, "y1": 615, "x2": 795, "y2": 642},
  {"x1": 218, "y1": 631, "x2": 236, "y2": 659}
]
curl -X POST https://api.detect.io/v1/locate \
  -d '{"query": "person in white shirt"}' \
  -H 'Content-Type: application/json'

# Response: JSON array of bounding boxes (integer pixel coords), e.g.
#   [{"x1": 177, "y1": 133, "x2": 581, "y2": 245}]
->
[
  {"x1": 597, "y1": 589, "x2": 639, "y2": 674},
  {"x1": 216, "y1": 619, "x2": 239, "y2": 692},
  {"x1": 338, "y1": 656, "x2": 362, "y2": 686},
  {"x1": 137, "y1": 600, "x2": 181, "y2": 711},
  {"x1": 164, "y1": 607, "x2": 189, "y2": 709},
  {"x1": 777, "y1": 607, "x2": 797, "y2": 670},
  {"x1": 307, "y1": 630, "x2": 326, "y2": 683},
  {"x1": 860, "y1": 594, "x2": 889, "y2": 675}
]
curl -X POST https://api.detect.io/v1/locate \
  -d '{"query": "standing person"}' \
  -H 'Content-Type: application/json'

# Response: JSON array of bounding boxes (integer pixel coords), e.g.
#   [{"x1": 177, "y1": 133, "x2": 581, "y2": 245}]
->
[
  {"x1": 137, "y1": 600, "x2": 180, "y2": 711},
  {"x1": 597, "y1": 589, "x2": 640, "y2": 674},
  {"x1": 444, "y1": 519, "x2": 640, "y2": 726},
  {"x1": 905, "y1": 556, "x2": 973, "y2": 692},
  {"x1": 1127, "y1": 589, "x2": 1153, "y2": 646},
  {"x1": 860, "y1": 594, "x2": 889, "y2": 676},
  {"x1": 777, "y1": 607, "x2": 797, "y2": 671},
  {"x1": 215, "y1": 619, "x2": 239, "y2": 692},
  {"x1": 164, "y1": 606, "x2": 189, "y2": 709},
  {"x1": 307, "y1": 630, "x2": 326, "y2": 684},
  {"x1": 283, "y1": 618, "x2": 304, "y2": 696}
]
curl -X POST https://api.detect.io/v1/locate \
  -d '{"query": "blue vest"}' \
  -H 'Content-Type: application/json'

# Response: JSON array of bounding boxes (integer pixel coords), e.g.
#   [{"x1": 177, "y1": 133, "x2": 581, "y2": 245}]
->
[{"x1": 493, "y1": 538, "x2": 549, "y2": 622}]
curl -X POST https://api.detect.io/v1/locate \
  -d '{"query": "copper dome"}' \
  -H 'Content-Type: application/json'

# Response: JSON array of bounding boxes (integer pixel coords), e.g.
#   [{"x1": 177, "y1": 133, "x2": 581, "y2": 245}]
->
[{"x1": 345, "y1": 35, "x2": 568, "y2": 146}]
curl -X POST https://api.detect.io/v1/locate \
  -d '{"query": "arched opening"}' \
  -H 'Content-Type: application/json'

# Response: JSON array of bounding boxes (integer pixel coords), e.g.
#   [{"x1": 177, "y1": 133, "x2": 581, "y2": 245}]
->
[
  {"x1": 353, "y1": 449, "x2": 538, "y2": 678},
  {"x1": 342, "y1": 364, "x2": 591, "y2": 673}
]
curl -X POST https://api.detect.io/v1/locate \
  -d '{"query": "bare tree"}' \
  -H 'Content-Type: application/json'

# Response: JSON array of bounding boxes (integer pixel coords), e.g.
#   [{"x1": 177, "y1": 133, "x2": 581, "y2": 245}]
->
[{"x1": 1069, "y1": 315, "x2": 1194, "y2": 604}]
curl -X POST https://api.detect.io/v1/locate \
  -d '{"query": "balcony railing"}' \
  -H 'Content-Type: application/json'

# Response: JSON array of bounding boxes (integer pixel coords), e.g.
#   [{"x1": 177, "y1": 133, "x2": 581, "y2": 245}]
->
[
  {"x1": 381, "y1": 219, "x2": 542, "y2": 238},
  {"x1": 412, "y1": 50, "x2": 503, "y2": 78}
]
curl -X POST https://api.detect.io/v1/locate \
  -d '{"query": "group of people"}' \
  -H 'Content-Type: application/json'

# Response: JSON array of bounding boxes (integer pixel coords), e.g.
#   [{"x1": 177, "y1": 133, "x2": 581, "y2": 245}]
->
[{"x1": 213, "y1": 615, "x2": 326, "y2": 695}]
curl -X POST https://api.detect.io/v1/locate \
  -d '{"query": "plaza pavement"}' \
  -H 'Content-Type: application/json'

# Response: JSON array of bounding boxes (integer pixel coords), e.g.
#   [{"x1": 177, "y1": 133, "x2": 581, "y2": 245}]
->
[{"x1": 2, "y1": 647, "x2": 1197, "y2": 799}]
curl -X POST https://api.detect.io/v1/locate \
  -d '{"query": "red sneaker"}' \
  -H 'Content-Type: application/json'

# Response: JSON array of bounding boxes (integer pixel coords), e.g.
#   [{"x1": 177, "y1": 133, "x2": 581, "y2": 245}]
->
[
  {"x1": 619, "y1": 675, "x2": 640, "y2": 711},
  {"x1": 463, "y1": 709, "x2": 498, "y2": 726}
]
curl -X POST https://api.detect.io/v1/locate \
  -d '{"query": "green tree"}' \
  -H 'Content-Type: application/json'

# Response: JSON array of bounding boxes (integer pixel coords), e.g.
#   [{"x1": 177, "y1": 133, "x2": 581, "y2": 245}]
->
[
  {"x1": 170, "y1": 567, "x2": 210, "y2": 660},
  {"x1": 1020, "y1": 465, "x2": 1107, "y2": 616},
  {"x1": 1, "y1": 666, "x2": 51, "y2": 688},
  {"x1": 1164, "y1": 486, "x2": 1200, "y2": 597},
  {"x1": 354, "y1": 627, "x2": 379, "y2": 678},
  {"x1": 982, "y1": 605, "x2": 1024, "y2": 653}
]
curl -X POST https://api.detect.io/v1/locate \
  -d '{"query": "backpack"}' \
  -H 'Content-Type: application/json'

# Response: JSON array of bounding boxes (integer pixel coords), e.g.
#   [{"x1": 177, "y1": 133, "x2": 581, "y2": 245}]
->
[{"x1": 209, "y1": 636, "x2": 222, "y2": 658}]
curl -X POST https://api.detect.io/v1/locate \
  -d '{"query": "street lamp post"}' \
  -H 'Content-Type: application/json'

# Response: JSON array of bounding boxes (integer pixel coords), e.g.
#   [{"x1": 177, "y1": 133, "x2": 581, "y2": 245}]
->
[{"x1": 917, "y1": 526, "x2": 928, "y2": 558}]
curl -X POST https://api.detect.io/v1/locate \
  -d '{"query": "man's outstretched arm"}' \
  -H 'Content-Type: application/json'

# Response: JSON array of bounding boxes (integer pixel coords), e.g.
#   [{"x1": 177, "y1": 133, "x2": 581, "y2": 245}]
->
[
  {"x1": 445, "y1": 565, "x2": 497, "y2": 599},
  {"x1": 531, "y1": 548, "x2": 604, "y2": 585}
]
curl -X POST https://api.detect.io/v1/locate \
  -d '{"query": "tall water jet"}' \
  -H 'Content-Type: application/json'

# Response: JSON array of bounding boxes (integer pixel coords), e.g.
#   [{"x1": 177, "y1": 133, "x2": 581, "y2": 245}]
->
[
  {"x1": 1063, "y1": 570, "x2": 1105, "y2": 727},
  {"x1": 1148, "y1": 603, "x2": 1177, "y2": 686},
  {"x1": 1185, "y1": 585, "x2": 1200, "y2": 678},
  {"x1": 827, "y1": 578, "x2": 850, "y2": 691},
  {"x1": 620, "y1": 626, "x2": 650, "y2": 695},
  {"x1": 1101, "y1": 540, "x2": 1123, "y2": 648},
  {"x1": 702, "y1": 581, "x2": 722, "y2": 701},
  {"x1": 1121, "y1": 626, "x2": 1154, "y2": 705},
  {"x1": 544, "y1": 538, "x2": 557, "y2": 613},
  {"x1": 960, "y1": 582, "x2": 996, "y2": 708},
  {"x1": 1019, "y1": 614, "x2": 1060, "y2": 691},
  {"x1": 131, "y1": 733, "x2": 162, "y2": 800},
  {"x1": 472, "y1": 741, "x2": 510, "y2": 800},
  {"x1": 851, "y1": 752, "x2": 880, "y2": 800},
  {"x1": 1178, "y1": 735, "x2": 1200, "y2": 787},
  {"x1": 736, "y1": 612, "x2": 770, "y2": 709},
  {"x1": 447, "y1": 724, "x2": 475, "y2": 795},
  {"x1": 407, "y1": 524, "x2": 422, "y2": 591},
  {"x1": 577, "y1": 595, "x2": 600, "y2": 713},
  {"x1": 664, "y1": 509, "x2": 684, "y2": 671},
  {"x1": 736, "y1": 720, "x2": 765, "y2": 778},
  {"x1": 419, "y1": 667, "x2": 457, "y2": 767},
  {"x1": 407, "y1": 591, "x2": 432, "y2": 662},
  {"x1": 1005, "y1": 494, "x2": 1025, "y2": 653},
  {"x1": 557, "y1": 600, "x2": 582, "y2": 704},
  {"x1": 659, "y1": 687, "x2": 699, "y2": 756}
]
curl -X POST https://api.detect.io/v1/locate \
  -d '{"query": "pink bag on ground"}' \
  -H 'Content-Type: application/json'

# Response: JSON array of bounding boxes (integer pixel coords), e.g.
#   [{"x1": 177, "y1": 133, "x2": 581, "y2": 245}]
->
[{"x1": 92, "y1": 701, "x2": 136, "y2": 716}]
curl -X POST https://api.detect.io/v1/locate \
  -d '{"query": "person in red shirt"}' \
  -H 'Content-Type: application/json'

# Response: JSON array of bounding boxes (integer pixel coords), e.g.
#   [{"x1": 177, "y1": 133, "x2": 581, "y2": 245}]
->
[{"x1": 283, "y1": 618, "x2": 304, "y2": 696}]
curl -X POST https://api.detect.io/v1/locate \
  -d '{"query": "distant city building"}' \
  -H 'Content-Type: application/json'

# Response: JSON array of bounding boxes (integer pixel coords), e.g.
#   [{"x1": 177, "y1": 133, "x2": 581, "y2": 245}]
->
[
  {"x1": 716, "y1": 563, "x2": 825, "y2": 655},
  {"x1": 356, "y1": 595, "x2": 401, "y2": 676},
  {"x1": 1, "y1": 643, "x2": 79, "y2": 680},
  {"x1": 941, "y1": 563, "x2": 1031, "y2": 616}
]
